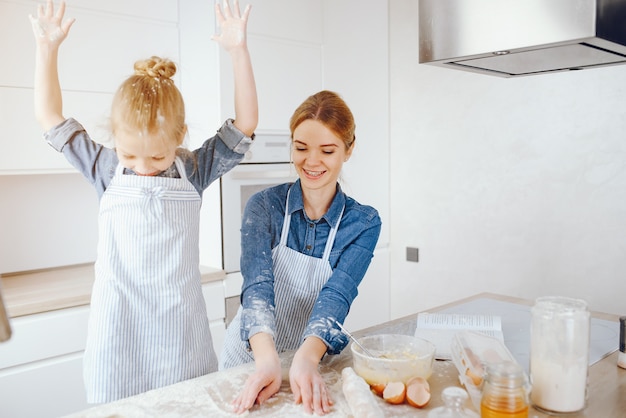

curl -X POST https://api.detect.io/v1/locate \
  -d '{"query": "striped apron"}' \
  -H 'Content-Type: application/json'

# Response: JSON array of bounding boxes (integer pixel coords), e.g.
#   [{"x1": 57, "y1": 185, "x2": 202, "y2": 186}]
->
[
  {"x1": 220, "y1": 187, "x2": 344, "y2": 368},
  {"x1": 84, "y1": 157, "x2": 217, "y2": 403}
]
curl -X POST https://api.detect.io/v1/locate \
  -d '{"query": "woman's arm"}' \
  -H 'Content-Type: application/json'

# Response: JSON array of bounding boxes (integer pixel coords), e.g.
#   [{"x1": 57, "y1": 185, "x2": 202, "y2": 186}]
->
[
  {"x1": 306, "y1": 207, "x2": 382, "y2": 353},
  {"x1": 30, "y1": 0, "x2": 75, "y2": 131},
  {"x1": 239, "y1": 189, "x2": 282, "y2": 340},
  {"x1": 290, "y1": 204, "x2": 381, "y2": 415},
  {"x1": 231, "y1": 187, "x2": 284, "y2": 413},
  {"x1": 212, "y1": 0, "x2": 258, "y2": 137}
]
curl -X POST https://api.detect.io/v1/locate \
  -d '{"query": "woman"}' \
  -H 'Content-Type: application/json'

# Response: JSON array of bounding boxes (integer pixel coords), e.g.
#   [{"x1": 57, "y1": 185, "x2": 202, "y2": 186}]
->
[{"x1": 221, "y1": 90, "x2": 381, "y2": 415}]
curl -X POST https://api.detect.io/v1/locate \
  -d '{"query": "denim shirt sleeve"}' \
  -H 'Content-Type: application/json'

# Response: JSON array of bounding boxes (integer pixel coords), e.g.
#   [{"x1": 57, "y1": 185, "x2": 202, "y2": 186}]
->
[
  {"x1": 238, "y1": 187, "x2": 286, "y2": 344},
  {"x1": 304, "y1": 203, "x2": 382, "y2": 355},
  {"x1": 187, "y1": 119, "x2": 254, "y2": 192},
  {"x1": 43, "y1": 118, "x2": 118, "y2": 198}
]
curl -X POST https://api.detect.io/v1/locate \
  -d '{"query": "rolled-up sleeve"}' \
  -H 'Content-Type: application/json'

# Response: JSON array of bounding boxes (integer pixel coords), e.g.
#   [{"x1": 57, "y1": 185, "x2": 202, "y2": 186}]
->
[
  {"x1": 43, "y1": 118, "x2": 117, "y2": 197},
  {"x1": 239, "y1": 191, "x2": 279, "y2": 344},
  {"x1": 191, "y1": 119, "x2": 254, "y2": 191}
]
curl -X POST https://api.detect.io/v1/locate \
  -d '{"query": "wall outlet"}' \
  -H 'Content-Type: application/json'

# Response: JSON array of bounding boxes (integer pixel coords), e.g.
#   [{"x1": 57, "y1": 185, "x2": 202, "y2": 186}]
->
[{"x1": 406, "y1": 247, "x2": 419, "y2": 263}]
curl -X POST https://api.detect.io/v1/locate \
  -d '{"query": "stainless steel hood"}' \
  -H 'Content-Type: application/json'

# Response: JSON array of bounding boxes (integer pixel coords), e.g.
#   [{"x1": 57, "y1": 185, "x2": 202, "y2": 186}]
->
[{"x1": 418, "y1": 0, "x2": 626, "y2": 77}]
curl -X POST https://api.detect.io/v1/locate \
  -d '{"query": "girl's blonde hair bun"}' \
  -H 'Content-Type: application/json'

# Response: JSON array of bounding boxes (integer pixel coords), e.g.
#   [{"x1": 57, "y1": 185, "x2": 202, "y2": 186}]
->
[{"x1": 134, "y1": 56, "x2": 177, "y2": 80}]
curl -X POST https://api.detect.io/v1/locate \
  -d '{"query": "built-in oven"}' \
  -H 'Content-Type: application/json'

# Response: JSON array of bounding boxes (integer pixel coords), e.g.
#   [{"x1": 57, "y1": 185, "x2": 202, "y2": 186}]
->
[{"x1": 220, "y1": 133, "x2": 298, "y2": 325}]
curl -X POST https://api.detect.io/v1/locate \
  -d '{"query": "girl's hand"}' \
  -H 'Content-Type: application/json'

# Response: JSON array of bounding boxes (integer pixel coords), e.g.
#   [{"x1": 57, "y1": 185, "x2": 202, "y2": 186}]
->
[
  {"x1": 211, "y1": 0, "x2": 251, "y2": 53},
  {"x1": 29, "y1": 0, "x2": 75, "y2": 47},
  {"x1": 290, "y1": 348, "x2": 334, "y2": 415}
]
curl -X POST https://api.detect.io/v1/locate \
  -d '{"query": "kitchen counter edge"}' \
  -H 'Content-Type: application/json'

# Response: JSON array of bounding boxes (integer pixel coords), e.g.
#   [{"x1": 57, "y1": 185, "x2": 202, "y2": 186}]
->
[{"x1": 0, "y1": 264, "x2": 226, "y2": 318}]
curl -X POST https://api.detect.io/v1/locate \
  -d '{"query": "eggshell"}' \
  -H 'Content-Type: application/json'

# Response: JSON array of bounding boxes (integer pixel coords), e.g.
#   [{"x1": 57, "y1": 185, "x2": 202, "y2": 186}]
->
[
  {"x1": 406, "y1": 376, "x2": 431, "y2": 408},
  {"x1": 370, "y1": 383, "x2": 386, "y2": 397},
  {"x1": 382, "y1": 381, "x2": 406, "y2": 405}
]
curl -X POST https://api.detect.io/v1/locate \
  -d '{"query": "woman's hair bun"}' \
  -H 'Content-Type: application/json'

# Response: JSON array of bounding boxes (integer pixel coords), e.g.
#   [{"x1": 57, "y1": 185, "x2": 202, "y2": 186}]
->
[{"x1": 134, "y1": 56, "x2": 177, "y2": 79}]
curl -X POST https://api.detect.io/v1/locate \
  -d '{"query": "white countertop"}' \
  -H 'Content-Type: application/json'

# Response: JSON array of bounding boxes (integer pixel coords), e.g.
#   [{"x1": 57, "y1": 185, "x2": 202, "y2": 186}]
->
[
  {"x1": 57, "y1": 293, "x2": 626, "y2": 418},
  {"x1": 64, "y1": 343, "x2": 459, "y2": 418}
]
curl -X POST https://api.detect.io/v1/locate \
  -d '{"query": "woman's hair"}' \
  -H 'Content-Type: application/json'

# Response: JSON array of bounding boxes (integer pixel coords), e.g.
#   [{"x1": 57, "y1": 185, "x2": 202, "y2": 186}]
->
[
  {"x1": 289, "y1": 90, "x2": 355, "y2": 150},
  {"x1": 110, "y1": 56, "x2": 186, "y2": 147}
]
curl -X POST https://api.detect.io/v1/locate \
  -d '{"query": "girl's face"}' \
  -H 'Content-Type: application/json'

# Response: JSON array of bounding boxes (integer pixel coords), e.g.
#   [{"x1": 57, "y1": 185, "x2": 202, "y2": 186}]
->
[
  {"x1": 114, "y1": 129, "x2": 178, "y2": 176},
  {"x1": 291, "y1": 119, "x2": 352, "y2": 193}
]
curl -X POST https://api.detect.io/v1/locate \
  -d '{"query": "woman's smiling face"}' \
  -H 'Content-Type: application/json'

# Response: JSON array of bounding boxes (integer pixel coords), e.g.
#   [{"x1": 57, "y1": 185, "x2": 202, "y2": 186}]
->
[{"x1": 291, "y1": 119, "x2": 352, "y2": 193}]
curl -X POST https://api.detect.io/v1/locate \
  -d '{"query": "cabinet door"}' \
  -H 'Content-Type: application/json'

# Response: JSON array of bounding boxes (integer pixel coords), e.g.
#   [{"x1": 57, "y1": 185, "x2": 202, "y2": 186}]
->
[
  {"x1": 0, "y1": 306, "x2": 89, "y2": 416},
  {"x1": 0, "y1": 353, "x2": 88, "y2": 418},
  {"x1": 0, "y1": 0, "x2": 179, "y2": 173},
  {"x1": 210, "y1": 319, "x2": 226, "y2": 364},
  {"x1": 0, "y1": 306, "x2": 89, "y2": 369},
  {"x1": 202, "y1": 281, "x2": 226, "y2": 361}
]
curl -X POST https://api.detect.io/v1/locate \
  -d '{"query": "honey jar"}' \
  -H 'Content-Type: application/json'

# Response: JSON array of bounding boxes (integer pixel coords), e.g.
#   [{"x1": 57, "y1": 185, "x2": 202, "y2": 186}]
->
[{"x1": 480, "y1": 361, "x2": 529, "y2": 418}]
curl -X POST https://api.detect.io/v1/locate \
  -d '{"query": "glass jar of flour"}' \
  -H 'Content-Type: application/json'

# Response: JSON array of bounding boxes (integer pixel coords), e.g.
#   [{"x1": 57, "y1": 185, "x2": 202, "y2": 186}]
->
[{"x1": 530, "y1": 296, "x2": 590, "y2": 413}]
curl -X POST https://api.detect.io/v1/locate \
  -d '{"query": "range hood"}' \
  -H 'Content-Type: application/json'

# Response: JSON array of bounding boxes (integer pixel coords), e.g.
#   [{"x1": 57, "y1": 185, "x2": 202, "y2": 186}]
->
[{"x1": 418, "y1": 0, "x2": 626, "y2": 77}]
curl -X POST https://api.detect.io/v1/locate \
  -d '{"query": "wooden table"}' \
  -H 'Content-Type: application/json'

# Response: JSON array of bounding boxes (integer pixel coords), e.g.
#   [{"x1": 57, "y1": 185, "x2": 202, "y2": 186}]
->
[
  {"x1": 67, "y1": 292, "x2": 625, "y2": 417},
  {"x1": 354, "y1": 292, "x2": 625, "y2": 418}
]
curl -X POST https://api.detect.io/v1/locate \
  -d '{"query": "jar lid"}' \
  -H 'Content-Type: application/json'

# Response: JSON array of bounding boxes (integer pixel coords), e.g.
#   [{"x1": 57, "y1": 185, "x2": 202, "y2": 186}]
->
[
  {"x1": 485, "y1": 361, "x2": 525, "y2": 388},
  {"x1": 533, "y1": 296, "x2": 588, "y2": 314}
]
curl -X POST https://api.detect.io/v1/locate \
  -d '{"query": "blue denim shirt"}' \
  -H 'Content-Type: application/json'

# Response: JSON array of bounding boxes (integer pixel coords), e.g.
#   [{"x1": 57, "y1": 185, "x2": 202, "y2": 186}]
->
[
  {"x1": 44, "y1": 118, "x2": 253, "y2": 198},
  {"x1": 239, "y1": 180, "x2": 381, "y2": 355}
]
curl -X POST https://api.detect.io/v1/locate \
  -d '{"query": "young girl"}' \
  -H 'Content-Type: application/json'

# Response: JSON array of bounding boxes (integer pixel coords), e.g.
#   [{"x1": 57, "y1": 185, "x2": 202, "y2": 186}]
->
[
  {"x1": 30, "y1": 0, "x2": 257, "y2": 403},
  {"x1": 221, "y1": 91, "x2": 381, "y2": 415}
]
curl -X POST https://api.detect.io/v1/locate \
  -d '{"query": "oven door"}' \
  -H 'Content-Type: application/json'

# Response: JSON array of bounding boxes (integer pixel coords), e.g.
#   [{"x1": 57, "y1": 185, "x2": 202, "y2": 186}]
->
[{"x1": 220, "y1": 163, "x2": 298, "y2": 274}]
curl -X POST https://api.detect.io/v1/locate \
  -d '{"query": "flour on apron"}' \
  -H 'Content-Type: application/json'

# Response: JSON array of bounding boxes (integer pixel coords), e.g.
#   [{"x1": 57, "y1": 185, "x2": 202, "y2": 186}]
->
[
  {"x1": 221, "y1": 186, "x2": 344, "y2": 368},
  {"x1": 84, "y1": 157, "x2": 217, "y2": 403}
]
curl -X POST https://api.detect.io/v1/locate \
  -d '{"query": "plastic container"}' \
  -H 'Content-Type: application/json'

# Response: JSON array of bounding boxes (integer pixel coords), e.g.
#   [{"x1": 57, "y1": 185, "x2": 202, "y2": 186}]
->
[
  {"x1": 351, "y1": 334, "x2": 436, "y2": 385},
  {"x1": 481, "y1": 361, "x2": 529, "y2": 418},
  {"x1": 450, "y1": 331, "x2": 527, "y2": 409}
]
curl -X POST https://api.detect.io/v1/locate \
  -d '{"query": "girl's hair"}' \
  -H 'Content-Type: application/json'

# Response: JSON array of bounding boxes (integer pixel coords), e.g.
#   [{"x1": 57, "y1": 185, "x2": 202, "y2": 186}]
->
[
  {"x1": 289, "y1": 90, "x2": 356, "y2": 150},
  {"x1": 110, "y1": 56, "x2": 186, "y2": 147}
]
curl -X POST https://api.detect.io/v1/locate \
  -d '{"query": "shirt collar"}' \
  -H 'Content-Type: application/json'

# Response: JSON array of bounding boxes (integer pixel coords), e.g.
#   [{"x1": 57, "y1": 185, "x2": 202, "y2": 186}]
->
[{"x1": 288, "y1": 179, "x2": 346, "y2": 228}]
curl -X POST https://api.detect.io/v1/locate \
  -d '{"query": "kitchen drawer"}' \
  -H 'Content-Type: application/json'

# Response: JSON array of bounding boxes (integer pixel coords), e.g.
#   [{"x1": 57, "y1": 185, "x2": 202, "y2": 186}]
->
[
  {"x1": 202, "y1": 281, "x2": 225, "y2": 321},
  {"x1": 0, "y1": 305, "x2": 89, "y2": 369},
  {"x1": 0, "y1": 353, "x2": 88, "y2": 418}
]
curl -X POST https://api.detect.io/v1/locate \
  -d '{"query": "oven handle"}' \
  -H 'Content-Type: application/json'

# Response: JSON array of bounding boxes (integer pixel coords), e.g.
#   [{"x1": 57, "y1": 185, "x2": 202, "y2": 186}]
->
[{"x1": 229, "y1": 169, "x2": 296, "y2": 180}]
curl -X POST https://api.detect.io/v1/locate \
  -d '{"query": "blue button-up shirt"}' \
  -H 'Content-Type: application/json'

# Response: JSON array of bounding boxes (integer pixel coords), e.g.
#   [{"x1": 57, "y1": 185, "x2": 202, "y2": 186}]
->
[{"x1": 239, "y1": 180, "x2": 381, "y2": 355}]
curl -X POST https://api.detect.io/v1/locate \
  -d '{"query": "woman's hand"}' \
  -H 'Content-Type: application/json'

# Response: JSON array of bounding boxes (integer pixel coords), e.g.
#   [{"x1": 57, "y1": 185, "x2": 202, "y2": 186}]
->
[
  {"x1": 290, "y1": 338, "x2": 334, "y2": 415},
  {"x1": 212, "y1": 0, "x2": 251, "y2": 53},
  {"x1": 232, "y1": 334, "x2": 282, "y2": 414},
  {"x1": 29, "y1": 0, "x2": 75, "y2": 47}
]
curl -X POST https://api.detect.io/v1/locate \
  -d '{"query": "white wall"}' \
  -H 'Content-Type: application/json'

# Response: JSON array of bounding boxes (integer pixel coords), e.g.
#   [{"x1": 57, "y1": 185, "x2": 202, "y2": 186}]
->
[{"x1": 389, "y1": 0, "x2": 626, "y2": 317}]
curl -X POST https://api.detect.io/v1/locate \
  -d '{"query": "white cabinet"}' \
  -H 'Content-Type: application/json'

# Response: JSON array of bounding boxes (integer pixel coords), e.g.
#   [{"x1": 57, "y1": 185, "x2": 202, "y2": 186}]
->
[
  {"x1": 0, "y1": 279, "x2": 226, "y2": 418},
  {"x1": 0, "y1": 0, "x2": 179, "y2": 174},
  {"x1": 0, "y1": 306, "x2": 90, "y2": 418},
  {"x1": 219, "y1": 2, "x2": 324, "y2": 132},
  {"x1": 202, "y1": 280, "x2": 227, "y2": 361}
]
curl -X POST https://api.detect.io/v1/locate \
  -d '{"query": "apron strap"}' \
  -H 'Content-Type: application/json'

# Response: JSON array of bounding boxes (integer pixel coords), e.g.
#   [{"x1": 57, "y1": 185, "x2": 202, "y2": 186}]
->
[
  {"x1": 278, "y1": 187, "x2": 293, "y2": 247},
  {"x1": 322, "y1": 205, "x2": 344, "y2": 262}
]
